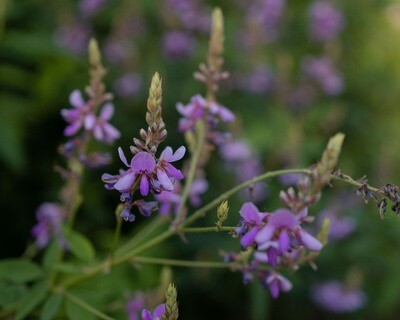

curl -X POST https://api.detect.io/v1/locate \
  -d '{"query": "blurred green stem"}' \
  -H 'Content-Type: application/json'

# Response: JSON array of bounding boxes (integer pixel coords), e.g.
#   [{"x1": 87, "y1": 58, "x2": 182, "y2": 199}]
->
[
  {"x1": 63, "y1": 290, "x2": 115, "y2": 320},
  {"x1": 182, "y1": 226, "x2": 236, "y2": 233},
  {"x1": 132, "y1": 256, "x2": 237, "y2": 269}
]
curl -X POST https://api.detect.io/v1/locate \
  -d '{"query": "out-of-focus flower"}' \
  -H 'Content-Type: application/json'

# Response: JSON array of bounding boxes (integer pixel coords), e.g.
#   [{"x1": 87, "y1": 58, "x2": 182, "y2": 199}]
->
[
  {"x1": 319, "y1": 209, "x2": 356, "y2": 240},
  {"x1": 141, "y1": 304, "x2": 165, "y2": 320},
  {"x1": 31, "y1": 203, "x2": 65, "y2": 248},
  {"x1": 308, "y1": 1, "x2": 344, "y2": 42},
  {"x1": 265, "y1": 273, "x2": 292, "y2": 299},
  {"x1": 55, "y1": 21, "x2": 92, "y2": 56},
  {"x1": 113, "y1": 73, "x2": 142, "y2": 98},
  {"x1": 237, "y1": 67, "x2": 274, "y2": 94},
  {"x1": 79, "y1": 0, "x2": 106, "y2": 18},
  {"x1": 162, "y1": 31, "x2": 196, "y2": 59},
  {"x1": 92, "y1": 103, "x2": 121, "y2": 143},
  {"x1": 302, "y1": 56, "x2": 343, "y2": 95},
  {"x1": 127, "y1": 294, "x2": 145, "y2": 320},
  {"x1": 311, "y1": 281, "x2": 366, "y2": 313}
]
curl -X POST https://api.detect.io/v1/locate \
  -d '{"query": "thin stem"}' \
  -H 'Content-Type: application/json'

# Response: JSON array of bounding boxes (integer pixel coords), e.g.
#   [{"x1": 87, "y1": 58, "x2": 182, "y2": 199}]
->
[
  {"x1": 331, "y1": 171, "x2": 382, "y2": 193},
  {"x1": 63, "y1": 290, "x2": 115, "y2": 320},
  {"x1": 111, "y1": 211, "x2": 122, "y2": 257},
  {"x1": 181, "y1": 168, "x2": 312, "y2": 228},
  {"x1": 133, "y1": 256, "x2": 236, "y2": 269},
  {"x1": 182, "y1": 226, "x2": 236, "y2": 233},
  {"x1": 115, "y1": 215, "x2": 166, "y2": 256},
  {"x1": 174, "y1": 120, "x2": 206, "y2": 224}
]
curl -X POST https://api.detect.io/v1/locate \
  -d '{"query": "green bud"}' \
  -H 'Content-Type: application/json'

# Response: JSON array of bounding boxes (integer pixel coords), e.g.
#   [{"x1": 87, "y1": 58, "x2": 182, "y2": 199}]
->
[
  {"x1": 317, "y1": 217, "x2": 330, "y2": 246},
  {"x1": 216, "y1": 200, "x2": 229, "y2": 229},
  {"x1": 88, "y1": 38, "x2": 101, "y2": 67},
  {"x1": 319, "y1": 132, "x2": 345, "y2": 175},
  {"x1": 162, "y1": 283, "x2": 179, "y2": 320},
  {"x1": 147, "y1": 72, "x2": 162, "y2": 113}
]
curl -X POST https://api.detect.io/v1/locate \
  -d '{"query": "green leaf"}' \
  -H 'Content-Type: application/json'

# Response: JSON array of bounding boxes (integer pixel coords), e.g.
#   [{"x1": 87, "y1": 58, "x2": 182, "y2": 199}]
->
[
  {"x1": 0, "y1": 283, "x2": 26, "y2": 308},
  {"x1": 0, "y1": 259, "x2": 42, "y2": 283},
  {"x1": 43, "y1": 239, "x2": 61, "y2": 271},
  {"x1": 65, "y1": 299, "x2": 96, "y2": 320},
  {"x1": 15, "y1": 281, "x2": 48, "y2": 320},
  {"x1": 40, "y1": 294, "x2": 63, "y2": 320},
  {"x1": 64, "y1": 228, "x2": 95, "y2": 262}
]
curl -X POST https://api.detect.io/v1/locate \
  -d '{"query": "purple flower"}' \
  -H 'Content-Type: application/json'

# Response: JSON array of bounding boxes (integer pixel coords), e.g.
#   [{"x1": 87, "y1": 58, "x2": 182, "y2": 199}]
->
[
  {"x1": 127, "y1": 294, "x2": 145, "y2": 320},
  {"x1": 79, "y1": 0, "x2": 106, "y2": 18},
  {"x1": 162, "y1": 31, "x2": 196, "y2": 59},
  {"x1": 236, "y1": 202, "x2": 269, "y2": 248},
  {"x1": 92, "y1": 103, "x2": 121, "y2": 143},
  {"x1": 121, "y1": 207, "x2": 136, "y2": 222},
  {"x1": 309, "y1": 1, "x2": 344, "y2": 42},
  {"x1": 311, "y1": 281, "x2": 366, "y2": 313},
  {"x1": 141, "y1": 304, "x2": 165, "y2": 320},
  {"x1": 61, "y1": 90, "x2": 94, "y2": 136},
  {"x1": 114, "y1": 149, "x2": 156, "y2": 196},
  {"x1": 133, "y1": 200, "x2": 158, "y2": 217},
  {"x1": 55, "y1": 21, "x2": 92, "y2": 56},
  {"x1": 156, "y1": 146, "x2": 186, "y2": 191},
  {"x1": 113, "y1": 73, "x2": 142, "y2": 98},
  {"x1": 236, "y1": 67, "x2": 274, "y2": 94},
  {"x1": 319, "y1": 209, "x2": 356, "y2": 240},
  {"x1": 265, "y1": 273, "x2": 292, "y2": 299},
  {"x1": 31, "y1": 203, "x2": 65, "y2": 248},
  {"x1": 302, "y1": 56, "x2": 343, "y2": 95}
]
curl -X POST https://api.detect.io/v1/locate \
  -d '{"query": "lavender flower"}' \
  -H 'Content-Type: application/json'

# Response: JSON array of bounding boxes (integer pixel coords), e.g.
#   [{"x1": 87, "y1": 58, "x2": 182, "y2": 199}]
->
[
  {"x1": 302, "y1": 56, "x2": 343, "y2": 96},
  {"x1": 55, "y1": 21, "x2": 92, "y2": 56},
  {"x1": 162, "y1": 31, "x2": 196, "y2": 59},
  {"x1": 79, "y1": 0, "x2": 106, "y2": 18},
  {"x1": 92, "y1": 103, "x2": 121, "y2": 143},
  {"x1": 156, "y1": 146, "x2": 185, "y2": 191},
  {"x1": 311, "y1": 281, "x2": 366, "y2": 313},
  {"x1": 236, "y1": 67, "x2": 274, "y2": 94},
  {"x1": 127, "y1": 294, "x2": 145, "y2": 320},
  {"x1": 113, "y1": 73, "x2": 142, "y2": 98},
  {"x1": 265, "y1": 273, "x2": 292, "y2": 299},
  {"x1": 141, "y1": 304, "x2": 165, "y2": 320},
  {"x1": 308, "y1": 1, "x2": 344, "y2": 42},
  {"x1": 319, "y1": 209, "x2": 356, "y2": 240},
  {"x1": 31, "y1": 202, "x2": 65, "y2": 248}
]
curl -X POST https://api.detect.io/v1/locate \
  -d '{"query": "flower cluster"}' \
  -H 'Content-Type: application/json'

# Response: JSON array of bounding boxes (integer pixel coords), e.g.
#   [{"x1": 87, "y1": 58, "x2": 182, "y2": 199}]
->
[
  {"x1": 226, "y1": 202, "x2": 323, "y2": 298},
  {"x1": 103, "y1": 73, "x2": 186, "y2": 221},
  {"x1": 177, "y1": 94, "x2": 235, "y2": 145},
  {"x1": 31, "y1": 202, "x2": 66, "y2": 248}
]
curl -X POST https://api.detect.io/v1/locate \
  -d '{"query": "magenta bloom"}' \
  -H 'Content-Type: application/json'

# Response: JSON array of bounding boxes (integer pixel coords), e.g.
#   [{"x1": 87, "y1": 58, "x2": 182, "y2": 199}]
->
[
  {"x1": 236, "y1": 202, "x2": 269, "y2": 248},
  {"x1": 92, "y1": 103, "x2": 121, "y2": 143},
  {"x1": 311, "y1": 281, "x2": 366, "y2": 313},
  {"x1": 126, "y1": 294, "x2": 145, "y2": 320},
  {"x1": 309, "y1": 1, "x2": 344, "y2": 42},
  {"x1": 265, "y1": 273, "x2": 292, "y2": 299},
  {"x1": 156, "y1": 146, "x2": 186, "y2": 191},
  {"x1": 141, "y1": 304, "x2": 165, "y2": 320},
  {"x1": 114, "y1": 149, "x2": 156, "y2": 196},
  {"x1": 61, "y1": 90, "x2": 94, "y2": 136},
  {"x1": 31, "y1": 202, "x2": 65, "y2": 248}
]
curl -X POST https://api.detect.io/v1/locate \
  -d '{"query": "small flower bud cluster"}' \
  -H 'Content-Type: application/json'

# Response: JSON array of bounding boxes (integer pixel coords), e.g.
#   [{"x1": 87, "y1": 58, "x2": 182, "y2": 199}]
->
[
  {"x1": 60, "y1": 39, "x2": 120, "y2": 167},
  {"x1": 226, "y1": 202, "x2": 324, "y2": 298},
  {"x1": 216, "y1": 200, "x2": 229, "y2": 230},
  {"x1": 102, "y1": 73, "x2": 186, "y2": 222},
  {"x1": 162, "y1": 283, "x2": 179, "y2": 320}
]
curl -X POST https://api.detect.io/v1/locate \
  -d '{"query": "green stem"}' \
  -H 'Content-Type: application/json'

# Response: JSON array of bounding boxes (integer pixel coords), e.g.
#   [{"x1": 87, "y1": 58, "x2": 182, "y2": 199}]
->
[
  {"x1": 133, "y1": 256, "x2": 236, "y2": 269},
  {"x1": 182, "y1": 226, "x2": 236, "y2": 233},
  {"x1": 115, "y1": 215, "x2": 166, "y2": 256},
  {"x1": 174, "y1": 120, "x2": 206, "y2": 225},
  {"x1": 181, "y1": 168, "x2": 312, "y2": 228},
  {"x1": 63, "y1": 290, "x2": 115, "y2": 320},
  {"x1": 330, "y1": 171, "x2": 382, "y2": 193},
  {"x1": 111, "y1": 205, "x2": 123, "y2": 257}
]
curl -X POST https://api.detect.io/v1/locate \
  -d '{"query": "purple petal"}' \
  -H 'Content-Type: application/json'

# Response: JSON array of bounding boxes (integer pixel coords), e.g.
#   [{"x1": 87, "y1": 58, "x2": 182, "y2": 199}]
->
[
  {"x1": 254, "y1": 251, "x2": 269, "y2": 262},
  {"x1": 157, "y1": 169, "x2": 174, "y2": 191},
  {"x1": 239, "y1": 202, "x2": 261, "y2": 224},
  {"x1": 84, "y1": 113, "x2": 96, "y2": 130},
  {"x1": 254, "y1": 224, "x2": 274, "y2": 244},
  {"x1": 153, "y1": 304, "x2": 165, "y2": 317},
  {"x1": 266, "y1": 247, "x2": 278, "y2": 266},
  {"x1": 93, "y1": 124, "x2": 104, "y2": 141},
  {"x1": 140, "y1": 176, "x2": 150, "y2": 196},
  {"x1": 69, "y1": 90, "x2": 84, "y2": 108},
  {"x1": 162, "y1": 145, "x2": 185, "y2": 162},
  {"x1": 269, "y1": 209, "x2": 298, "y2": 229},
  {"x1": 240, "y1": 226, "x2": 259, "y2": 248},
  {"x1": 100, "y1": 103, "x2": 114, "y2": 120},
  {"x1": 103, "y1": 123, "x2": 121, "y2": 141},
  {"x1": 64, "y1": 121, "x2": 82, "y2": 136},
  {"x1": 165, "y1": 163, "x2": 184, "y2": 180},
  {"x1": 278, "y1": 229, "x2": 290, "y2": 253},
  {"x1": 268, "y1": 278, "x2": 280, "y2": 299},
  {"x1": 141, "y1": 309, "x2": 153, "y2": 320},
  {"x1": 218, "y1": 105, "x2": 235, "y2": 122},
  {"x1": 160, "y1": 146, "x2": 173, "y2": 160},
  {"x1": 131, "y1": 152, "x2": 156, "y2": 173},
  {"x1": 118, "y1": 147, "x2": 130, "y2": 167},
  {"x1": 297, "y1": 229, "x2": 323, "y2": 251},
  {"x1": 114, "y1": 172, "x2": 135, "y2": 191}
]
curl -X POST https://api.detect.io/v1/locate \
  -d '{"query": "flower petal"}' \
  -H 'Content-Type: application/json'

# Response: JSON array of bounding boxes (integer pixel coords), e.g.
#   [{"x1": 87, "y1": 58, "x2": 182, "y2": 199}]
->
[
  {"x1": 131, "y1": 152, "x2": 156, "y2": 173},
  {"x1": 100, "y1": 103, "x2": 114, "y2": 120},
  {"x1": 239, "y1": 202, "x2": 261, "y2": 223},
  {"x1": 140, "y1": 176, "x2": 150, "y2": 196},
  {"x1": 297, "y1": 229, "x2": 323, "y2": 251},
  {"x1": 169, "y1": 145, "x2": 186, "y2": 162},
  {"x1": 69, "y1": 90, "x2": 84, "y2": 108},
  {"x1": 254, "y1": 224, "x2": 274, "y2": 244},
  {"x1": 153, "y1": 304, "x2": 166, "y2": 317},
  {"x1": 118, "y1": 147, "x2": 130, "y2": 167},
  {"x1": 157, "y1": 169, "x2": 174, "y2": 191},
  {"x1": 165, "y1": 163, "x2": 184, "y2": 180},
  {"x1": 114, "y1": 172, "x2": 135, "y2": 191},
  {"x1": 84, "y1": 113, "x2": 96, "y2": 130},
  {"x1": 240, "y1": 227, "x2": 258, "y2": 248}
]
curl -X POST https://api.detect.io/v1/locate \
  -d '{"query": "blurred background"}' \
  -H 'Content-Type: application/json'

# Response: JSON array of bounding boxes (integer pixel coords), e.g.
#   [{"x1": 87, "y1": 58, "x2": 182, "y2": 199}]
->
[{"x1": 2, "y1": 0, "x2": 400, "y2": 319}]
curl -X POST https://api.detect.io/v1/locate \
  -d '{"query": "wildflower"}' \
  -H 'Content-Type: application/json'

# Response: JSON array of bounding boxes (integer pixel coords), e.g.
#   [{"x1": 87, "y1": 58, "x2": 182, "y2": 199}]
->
[
  {"x1": 265, "y1": 273, "x2": 293, "y2": 299},
  {"x1": 162, "y1": 31, "x2": 196, "y2": 59},
  {"x1": 308, "y1": 1, "x2": 344, "y2": 42},
  {"x1": 127, "y1": 294, "x2": 145, "y2": 320},
  {"x1": 61, "y1": 90, "x2": 94, "y2": 136},
  {"x1": 141, "y1": 304, "x2": 165, "y2": 320},
  {"x1": 92, "y1": 103, "x2": 121, "y2": 143},
  {"x1": 113, "y1": 73, "x2": 142, "y2": 98},
  {"x1": 31, "y1": 202, "x2": 65, "y2": 248},
  {"x1": 311, "y1": 281, "x2": 366, "y2": 313},
  {"x1": 156, "y1": 146, "x2": 186, "y2": 191}
]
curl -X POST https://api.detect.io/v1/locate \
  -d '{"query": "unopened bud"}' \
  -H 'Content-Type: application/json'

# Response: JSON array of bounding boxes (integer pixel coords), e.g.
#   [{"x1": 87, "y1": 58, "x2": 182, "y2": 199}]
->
[
  {"x1": 88, "y1": 38, "x2": 101, "y2": 66},
  {"x1": 162, "y1": 283, "x2": 179, "y2": 320},
  {"x1": 216, "y1": 201, "x2": 229, "y2": 229}
]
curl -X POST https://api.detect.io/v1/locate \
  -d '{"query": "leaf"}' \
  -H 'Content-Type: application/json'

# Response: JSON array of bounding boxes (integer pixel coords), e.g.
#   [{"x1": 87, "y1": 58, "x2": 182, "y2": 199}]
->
[
  {"x1": 0, "y1": 283, "x2": 26, "y2": 308},
  {"x1": 15, "y1": 281, "x2": 48, "y2": 320},
  {"x1": 40, "y1": 294, "x2": 63, "y2": 320},
  {"x1": 65, "y1": 299, "x2": 96, "y2": 320},
  {"x1": 43, "y1": 239, "x2": 61, "y2": 271},
  {"x1": 0, "y1": 259, "x2": 42, "y2": 283},
  {"x1": 63, "y1": 228, "x2": 95, "y2": 262}
]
